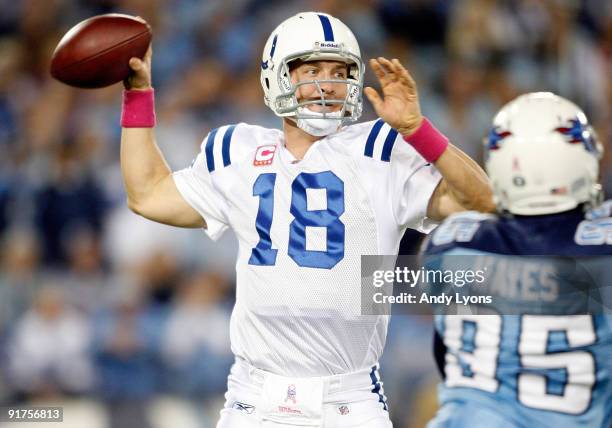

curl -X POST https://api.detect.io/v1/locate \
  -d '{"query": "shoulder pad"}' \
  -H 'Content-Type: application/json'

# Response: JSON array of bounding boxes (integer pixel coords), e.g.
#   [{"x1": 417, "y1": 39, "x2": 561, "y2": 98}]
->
[
  {"x1": 586, "y1": 200, "x2": 612, "y2": 220},
  {"x1": 335, "y1": 119, "x2": 401, "y2": 162},
  {"x1": 200, "y1": 123, "x2": 282, "y2": 172},
  {"x1": 430, "y1": 211, "x2": 497, "y2": 247}
]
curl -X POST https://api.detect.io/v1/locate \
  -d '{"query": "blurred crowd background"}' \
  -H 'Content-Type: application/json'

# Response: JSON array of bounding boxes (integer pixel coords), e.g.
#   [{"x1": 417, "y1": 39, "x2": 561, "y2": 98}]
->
[{"x1": 0, "y1": 0, "x2": 610, "y2": 427}]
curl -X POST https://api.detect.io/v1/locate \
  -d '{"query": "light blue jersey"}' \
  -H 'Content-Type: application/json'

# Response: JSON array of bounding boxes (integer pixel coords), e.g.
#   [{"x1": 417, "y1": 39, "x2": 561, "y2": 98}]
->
[{"x1": 424, "y1": 202, "x2": 612, "y2": 428}]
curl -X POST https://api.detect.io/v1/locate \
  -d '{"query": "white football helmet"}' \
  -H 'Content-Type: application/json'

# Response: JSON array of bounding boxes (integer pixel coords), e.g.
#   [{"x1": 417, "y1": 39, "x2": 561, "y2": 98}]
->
[
  {"x1": 484, "y1": 92, "x2": 603, "y2": 215},
  {"x1": 260, "y1": 12, "x2": 364, "y2": 136}
]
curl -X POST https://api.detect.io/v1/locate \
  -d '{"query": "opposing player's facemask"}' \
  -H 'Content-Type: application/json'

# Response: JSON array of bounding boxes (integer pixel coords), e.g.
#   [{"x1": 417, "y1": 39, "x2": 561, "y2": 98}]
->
[
  {"x1": 260, "y1": 12, "x2": 364, "y2": 136},
  {"x1": 484, "y1": 92, "x2": 603, "y2": 215}
]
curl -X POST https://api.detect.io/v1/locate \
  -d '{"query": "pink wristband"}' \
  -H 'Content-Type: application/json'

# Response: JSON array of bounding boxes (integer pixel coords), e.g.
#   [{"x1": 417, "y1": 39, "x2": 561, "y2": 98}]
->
[
  {"x1": 121, "y1": 89, "x2": 156, "y2": 128},
  {"x1": 402, "y1": 117, "x2": 449, "y2": 162}
]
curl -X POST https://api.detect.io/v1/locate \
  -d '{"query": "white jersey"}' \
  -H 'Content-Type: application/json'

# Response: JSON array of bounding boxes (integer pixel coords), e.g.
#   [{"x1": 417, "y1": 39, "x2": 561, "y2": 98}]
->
[{"x1": 173, "y1": 120, "x2": 442, "y2": 377}]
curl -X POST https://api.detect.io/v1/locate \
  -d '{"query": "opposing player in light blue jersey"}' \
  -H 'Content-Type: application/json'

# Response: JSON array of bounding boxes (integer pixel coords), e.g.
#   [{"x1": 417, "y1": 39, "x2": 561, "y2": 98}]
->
[
  {"x1": 120, "y1": 11, "x2": 494, "y2": 428},
  {"x1": 424, "y1": 92, "x2": 611, "y2": 428}
]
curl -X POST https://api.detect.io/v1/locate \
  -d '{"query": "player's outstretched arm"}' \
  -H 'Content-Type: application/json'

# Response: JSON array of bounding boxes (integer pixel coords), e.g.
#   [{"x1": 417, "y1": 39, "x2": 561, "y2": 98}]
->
[
  {"x1": 425, "y1": 145, "x2": 495, "y2": 219},
  {"x1": 121, "y1": 46, "x2": 205, "y2": 228},
  {"x1": 365, "y1": 57, "x2": 495, "y2": 220}
]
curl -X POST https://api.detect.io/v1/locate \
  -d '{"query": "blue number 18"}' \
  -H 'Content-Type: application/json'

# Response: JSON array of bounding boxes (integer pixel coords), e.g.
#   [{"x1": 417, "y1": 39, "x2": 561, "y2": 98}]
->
[
  {"x1": 248, "y1": 171, "x2": 345, "y2": 269},
  {"x1": 248, "y1": 173, "x2": 278, "y2": 266}
]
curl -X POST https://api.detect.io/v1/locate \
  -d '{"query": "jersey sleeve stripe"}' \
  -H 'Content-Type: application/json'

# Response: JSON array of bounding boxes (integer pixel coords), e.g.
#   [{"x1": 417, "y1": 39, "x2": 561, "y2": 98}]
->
[
  {"x1": 364, "y1": 119, "x2": 384, "y2": 158},
  {"x1": 204, "y1": 127, "x2": 220, "y2": 172},
  {"x1": 380, "y1": 128, "x2": 398, "y2": 162},
  {"x1": 222, "y1": 124, "x2": 237, "y2": 167}
]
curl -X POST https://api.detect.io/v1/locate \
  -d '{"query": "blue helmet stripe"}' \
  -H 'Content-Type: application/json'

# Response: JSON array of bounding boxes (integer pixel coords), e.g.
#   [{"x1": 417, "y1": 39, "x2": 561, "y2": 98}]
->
[
  {"x1": 381, "y1": 128, "x2": 398, "y2": 162},
  {"x1": 364, "y1": 119, "x2": 384, "y2": 158},
  {"x1": 222, "y1": 125, "x2": 236, "y2": 167},
  {"x1": 317, "y1": 14, "x2": 334, "y2": 41},
  {"x1": 270, "y1": 34, "x2": 278, "y2": 58},
  {"x1": 205, "y1": 127, "x2": 220, "y2": 172}
]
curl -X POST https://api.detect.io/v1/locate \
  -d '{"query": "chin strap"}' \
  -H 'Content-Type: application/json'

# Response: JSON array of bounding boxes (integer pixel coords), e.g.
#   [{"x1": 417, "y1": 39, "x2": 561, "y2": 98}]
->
[{"x1": 294, "y1": 107, "x2": 343, "y2": 137}]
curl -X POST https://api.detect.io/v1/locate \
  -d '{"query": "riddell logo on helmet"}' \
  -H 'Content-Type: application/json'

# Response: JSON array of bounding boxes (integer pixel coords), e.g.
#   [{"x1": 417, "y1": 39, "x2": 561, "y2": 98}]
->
[
  {"x1": 315, "y1": 41, "x2": 340, "y2": 49},
  {"x1": 254, "y1": 145, "x2": 277, "y2": 166}
]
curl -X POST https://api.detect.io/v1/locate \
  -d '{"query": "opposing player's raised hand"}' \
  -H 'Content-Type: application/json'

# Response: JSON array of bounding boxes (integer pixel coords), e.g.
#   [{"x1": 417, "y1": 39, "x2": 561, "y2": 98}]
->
[
  {"x1": 124, "y1": 44, "x2": 152, "y2": 90},
  {"x1": 364, "y1": 58, "x2": 423, "y2": 136}
]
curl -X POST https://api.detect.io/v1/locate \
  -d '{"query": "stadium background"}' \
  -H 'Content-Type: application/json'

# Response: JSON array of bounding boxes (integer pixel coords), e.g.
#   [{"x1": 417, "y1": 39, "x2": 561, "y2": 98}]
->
[{"x1": 0, "y1": 0, "x2": 610, "y2": 427}]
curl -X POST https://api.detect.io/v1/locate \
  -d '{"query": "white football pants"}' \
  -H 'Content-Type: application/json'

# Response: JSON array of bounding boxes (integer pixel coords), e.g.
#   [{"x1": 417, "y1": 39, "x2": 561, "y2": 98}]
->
[{"x1": 216, "y1": 359, "x2": 393, "y2": 428}]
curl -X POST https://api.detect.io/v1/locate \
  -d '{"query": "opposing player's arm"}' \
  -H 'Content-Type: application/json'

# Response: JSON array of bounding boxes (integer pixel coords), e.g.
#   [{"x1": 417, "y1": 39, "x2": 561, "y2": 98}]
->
[
  {"x1": 120, "y1": 46, "x2": 205, "y2": 228},
  {"x1": 365, "y1": 57, "x2": 495, "y2": 221}
]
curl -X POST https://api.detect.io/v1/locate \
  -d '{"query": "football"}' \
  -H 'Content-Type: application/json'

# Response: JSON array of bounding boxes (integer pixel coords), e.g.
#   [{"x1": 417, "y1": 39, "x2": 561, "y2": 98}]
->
[{"x1": 50, "y1": 14, "x2": 151, "y2": 89}]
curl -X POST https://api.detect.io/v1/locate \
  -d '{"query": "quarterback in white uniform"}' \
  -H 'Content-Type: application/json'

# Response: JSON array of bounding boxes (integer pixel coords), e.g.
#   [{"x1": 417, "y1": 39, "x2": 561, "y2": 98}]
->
[{"x1": 120, "y1": 11, "x2": 494, "y2": 428}]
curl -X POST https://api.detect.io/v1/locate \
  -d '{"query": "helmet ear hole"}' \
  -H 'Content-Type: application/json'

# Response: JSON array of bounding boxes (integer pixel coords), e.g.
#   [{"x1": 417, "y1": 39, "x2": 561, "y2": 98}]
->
[{"x1": 265, "y1": 78, "x2": 270, "y2": 90}]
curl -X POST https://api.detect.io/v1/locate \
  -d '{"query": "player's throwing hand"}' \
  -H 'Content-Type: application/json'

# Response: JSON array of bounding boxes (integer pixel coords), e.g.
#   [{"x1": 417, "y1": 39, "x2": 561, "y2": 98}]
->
[
  {"x1": 364, "y1": 57, "x2": 423, "y2": 136},
  {"x1": 124, "y1": 44, "x2": 152, "y2": 90}
]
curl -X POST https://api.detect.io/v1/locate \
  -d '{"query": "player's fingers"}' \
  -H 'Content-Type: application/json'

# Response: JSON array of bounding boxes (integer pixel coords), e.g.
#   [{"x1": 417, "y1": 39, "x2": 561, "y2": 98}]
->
[
  {"x1": 364, "y1": 87, "x2": 383, "y2": 111},
  {"x1": 378, "y1": 57, "x2": 398, "y2": 82},
  {"x1": 369, "y1": 58, "x2": 386, "y2": 81},
  {"x1": 370, "y1": 58, "x2": 394, "y2": 88},
  {"x1": 390, "y1": 58, "x2": 404, "y2": 77},
  {"x1": 129, "y1": 57, "x2": 142, "y2": 71},
  {"x1": 377, "y1": 57, "x2": 393, "y2": 71},
  {"x1": 392, "y1": 58, "x2": 416, "y2": 91},
  {"x1": 144, "y1": 44, "x2": 152, "y2": 64}
]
